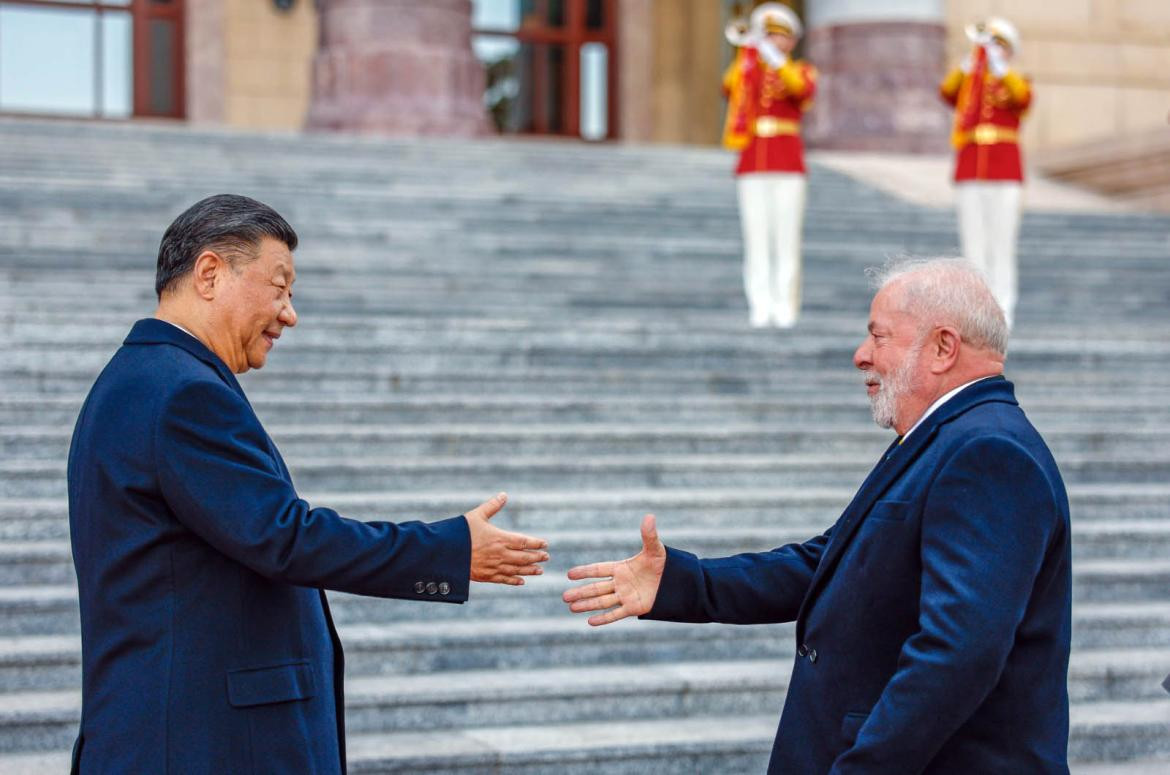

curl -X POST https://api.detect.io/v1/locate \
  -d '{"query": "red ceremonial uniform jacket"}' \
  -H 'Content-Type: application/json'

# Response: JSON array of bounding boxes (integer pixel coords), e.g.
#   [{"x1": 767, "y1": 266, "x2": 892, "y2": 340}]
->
[
  {"x1": 722, "y1": 47, "x2": 817, "y2": 176},
  {"x1": 940, "y1": 63, "x2": 1032, "y2": 182}
]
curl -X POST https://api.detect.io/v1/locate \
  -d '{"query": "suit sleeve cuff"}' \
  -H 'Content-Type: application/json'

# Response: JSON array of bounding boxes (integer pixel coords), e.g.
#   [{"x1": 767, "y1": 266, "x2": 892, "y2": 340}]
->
[
  {"x1": 639, "y1": 546, "x2": 704, "y2": 622},
  {"x1": 406, "y1": 515, "x2": 471, "y2": 604}
]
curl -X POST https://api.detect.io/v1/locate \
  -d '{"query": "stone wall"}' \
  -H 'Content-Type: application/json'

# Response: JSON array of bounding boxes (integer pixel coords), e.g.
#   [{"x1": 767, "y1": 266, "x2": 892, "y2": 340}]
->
[
  {"x1": 186, "y1": 0, "x2": 317, "y2": 129},
  {"x1": 619, "y1": 0, "x2": 724, "y2": 145},
  {"x1": 185, "y1": 0, "x2": 1170, "y2": 151}
]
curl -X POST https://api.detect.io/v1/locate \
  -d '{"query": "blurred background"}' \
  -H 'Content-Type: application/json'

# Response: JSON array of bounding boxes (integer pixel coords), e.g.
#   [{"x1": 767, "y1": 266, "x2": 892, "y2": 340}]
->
[
  {"x1": 1, "y1": 1, "x2": 1169, "y2": 773},
  {"x1": 1, "y1": 0, "x2": 1168, "y2": 188}
]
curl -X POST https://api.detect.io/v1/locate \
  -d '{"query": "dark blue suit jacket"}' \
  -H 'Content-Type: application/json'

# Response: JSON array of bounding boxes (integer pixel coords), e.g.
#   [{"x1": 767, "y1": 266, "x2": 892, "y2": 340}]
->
[
  {"x1": 646, "y1": 377, "x2": 1072, "y2": 774},
  {"x1": 68, "y1": 319, "x2": 471, "y2": 774}
]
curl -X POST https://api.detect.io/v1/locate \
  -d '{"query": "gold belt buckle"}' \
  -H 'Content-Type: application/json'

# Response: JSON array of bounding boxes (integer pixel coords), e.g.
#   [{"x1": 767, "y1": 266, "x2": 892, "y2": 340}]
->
[
  {"x1": 754, "y1": 116, "x2": 796, "y2": 138},
  {"x1": 973, "y1": 124, "x2": 1013, "y2": 145}
]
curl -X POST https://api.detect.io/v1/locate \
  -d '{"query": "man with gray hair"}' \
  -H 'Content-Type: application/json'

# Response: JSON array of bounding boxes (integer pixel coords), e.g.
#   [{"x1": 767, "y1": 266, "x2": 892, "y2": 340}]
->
[{"x1": 565, "y1": 258, "x2": 1072, "y2": 773}]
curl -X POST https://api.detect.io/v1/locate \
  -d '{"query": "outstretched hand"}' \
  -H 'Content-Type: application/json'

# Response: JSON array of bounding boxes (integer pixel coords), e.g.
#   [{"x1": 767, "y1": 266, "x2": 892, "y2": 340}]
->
[
  {"x1": 562, "y1": 514, "x2": 666, "y2": 626},
  {"x1": 466, "y1": 492, "x2": 549, "y2": 586}
]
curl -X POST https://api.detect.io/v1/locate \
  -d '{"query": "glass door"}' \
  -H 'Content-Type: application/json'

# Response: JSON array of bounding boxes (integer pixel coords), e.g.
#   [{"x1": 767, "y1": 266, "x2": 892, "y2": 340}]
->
[{"x1": 472, "y1": 0, "x2": 617, "y2": 141}]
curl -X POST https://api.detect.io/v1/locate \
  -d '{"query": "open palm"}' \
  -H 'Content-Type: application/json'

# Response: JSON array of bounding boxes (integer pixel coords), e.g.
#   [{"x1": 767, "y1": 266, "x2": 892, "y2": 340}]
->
[{"x1": 563, "y1": 514, "x2": 666, "y2": 626}]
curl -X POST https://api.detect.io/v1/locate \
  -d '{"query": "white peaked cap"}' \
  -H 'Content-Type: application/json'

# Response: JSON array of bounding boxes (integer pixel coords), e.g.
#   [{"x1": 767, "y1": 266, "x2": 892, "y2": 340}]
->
[
  {"x1": 751, "y1": 3, "x2": 803, "y2": 39},
  {"x1": 985, "y1": 17, "x2": 1021, "y2": 53}
]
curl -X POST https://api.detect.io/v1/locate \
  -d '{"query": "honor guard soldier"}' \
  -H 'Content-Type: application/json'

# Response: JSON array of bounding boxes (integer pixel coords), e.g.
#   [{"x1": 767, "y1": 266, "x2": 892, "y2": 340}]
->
[
  {"x1": 940, "y1": 17, "x2": 1031, "y2": 327},
  {"x1": 723, "y1": 3, "x2": 817, "y2": 328}
]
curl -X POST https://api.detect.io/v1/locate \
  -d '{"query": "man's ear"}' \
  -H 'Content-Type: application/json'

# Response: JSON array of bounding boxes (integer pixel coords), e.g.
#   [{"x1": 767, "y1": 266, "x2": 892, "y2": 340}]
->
[
  {"x1": 930, "y1": 326, "x2": 961, "y2": 374},
  {"x1": 191, "y1": 250, "x2": 224, "y2": 300}
]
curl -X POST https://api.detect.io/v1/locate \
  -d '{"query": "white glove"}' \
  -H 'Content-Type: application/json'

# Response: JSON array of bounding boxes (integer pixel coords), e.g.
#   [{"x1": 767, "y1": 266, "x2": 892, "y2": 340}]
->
[
  {"x1": 986, "y1": 43, "x2": 1009, "y2": 77},
  {"x1": 757, "y1": 39, "x2": 788, "y2": 69}
]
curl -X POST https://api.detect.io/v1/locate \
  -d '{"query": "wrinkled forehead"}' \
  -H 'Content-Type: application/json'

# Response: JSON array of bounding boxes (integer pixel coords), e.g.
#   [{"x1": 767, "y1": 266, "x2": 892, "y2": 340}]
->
[
  {"x1": 871, "y1": 281, "x2": 907, "y2": 314},
  {"x1": 869, "y1": 281, "x2": 919, "y2": 329}
]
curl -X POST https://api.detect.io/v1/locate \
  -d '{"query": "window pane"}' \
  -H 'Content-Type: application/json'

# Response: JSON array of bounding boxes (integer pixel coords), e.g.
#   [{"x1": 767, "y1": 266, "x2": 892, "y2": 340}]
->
[
  {"x1": 546, "y1": 0, "x2": 564, "y2": 27},
  {"x1": 472, "y1": 0, "x2": 520, "y2": 31},
  {"x1": 474, "y1": 35, "x2": 522, "y2": 133},
  {"x1": 472, "y1": 35, "x2": 521, "y2": 70},
  {"x1": 474, "y1": 39, "x2": 564, "y2": 135},
  {"x1": 580, "y1": 42, "x2": 607, "y2": 140},
  {"x1": 148, "y1": 18, "x2": 175, "y2": 114},
  {"x1": 519, "y1": 0, "x2": 563, "y2": 29},
  {"x1": 586, "y1": 0, "x2": 604, "y2": 29},
  {"x1": 101, "y1": 11, "x2": 132, "y2": 118},
  {"x1": 6, "y1": 1, "x2": 133, "y2": 5},
  {"x1": 0, "y1": 5, "x2": 96, "y2": 115},
  {"x1": 544, "y1": 44, "x2": 563, "y2": 132}
]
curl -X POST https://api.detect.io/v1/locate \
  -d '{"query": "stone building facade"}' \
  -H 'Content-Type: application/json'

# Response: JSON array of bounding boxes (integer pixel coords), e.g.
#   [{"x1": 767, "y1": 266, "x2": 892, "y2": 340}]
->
[{"x1": 1, "y1": 0, "x2": 1167, "y2": 155}]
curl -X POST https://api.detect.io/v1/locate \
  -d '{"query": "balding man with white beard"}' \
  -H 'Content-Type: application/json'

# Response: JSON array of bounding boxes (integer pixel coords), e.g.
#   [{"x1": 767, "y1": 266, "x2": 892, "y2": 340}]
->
[{"x1": 565, "y1": 258, "x2": 1072, "y2": 774}]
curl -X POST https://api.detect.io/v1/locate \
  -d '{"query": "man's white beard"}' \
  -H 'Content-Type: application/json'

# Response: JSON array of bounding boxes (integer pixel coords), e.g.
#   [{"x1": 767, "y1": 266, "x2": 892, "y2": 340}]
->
[{"x1": 864, "y1": 346, "x2": 921, "y2": 430}]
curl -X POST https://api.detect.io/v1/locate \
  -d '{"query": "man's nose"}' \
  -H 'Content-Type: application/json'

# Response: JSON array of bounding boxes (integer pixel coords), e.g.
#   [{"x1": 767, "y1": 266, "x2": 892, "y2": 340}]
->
[
  {"x1": 853, "y1": 341, "x2": 870, "y2": 370},
  {"x1": 280, "y1": 300, "x2": 298, "y2": 328}
]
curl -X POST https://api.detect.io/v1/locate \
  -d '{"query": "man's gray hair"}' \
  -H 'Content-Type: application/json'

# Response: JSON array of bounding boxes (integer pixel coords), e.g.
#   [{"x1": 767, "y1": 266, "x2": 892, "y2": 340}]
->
[{"x1": 867, "y1": 258, "x2": 1009, "y2": 355}]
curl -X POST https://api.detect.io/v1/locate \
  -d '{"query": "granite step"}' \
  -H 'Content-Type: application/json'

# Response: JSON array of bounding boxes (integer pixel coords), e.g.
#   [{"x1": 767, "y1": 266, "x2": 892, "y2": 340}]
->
[
  {"x1": 9, "y1": 423, "x2": 1170, "y2": 461},
  {"x1": 2, "y1": 392, "x2": 1168, "y2": 428},
  {"x1": 3, "y1": 607, "x2": 1169, "y2": 693},
  {"x1": 6, "y1": 519, "x2": 1170, "y2": 586},
  {"x1": 6, "y1": 561, "x2": 1170, "y2": 636},
  {"x1": 4, "y1": 117, "x2": 1169, "y2": 771},
  {"x1": 7, "y1": 452, "x2": 1170, "y2": 498},
  {"x1": 4, "y1": 484, "x2": 1168, "y2": 540},
  {"x1": 0, "y1": 700, "x2": 1165, "y2": 771},
  {"x1": 1, "y1": 653, "x2": 1167, "y2": 754}
]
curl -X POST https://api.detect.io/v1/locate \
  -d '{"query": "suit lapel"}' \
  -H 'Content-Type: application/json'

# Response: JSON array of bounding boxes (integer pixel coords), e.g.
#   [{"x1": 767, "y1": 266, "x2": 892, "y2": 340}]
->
[
  {"x1": 797, "y1": 425, "x2": 939, "y2": 626},
  {"x1": 796, "y1": 376, "x2": 1018, "y2": 629}
]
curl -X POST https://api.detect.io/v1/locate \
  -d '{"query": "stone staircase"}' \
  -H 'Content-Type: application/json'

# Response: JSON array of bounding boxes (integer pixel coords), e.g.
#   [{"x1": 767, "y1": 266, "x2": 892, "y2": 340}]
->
[{"x1": 1, "y1": 118, "x2": 1169, "y2": 773}]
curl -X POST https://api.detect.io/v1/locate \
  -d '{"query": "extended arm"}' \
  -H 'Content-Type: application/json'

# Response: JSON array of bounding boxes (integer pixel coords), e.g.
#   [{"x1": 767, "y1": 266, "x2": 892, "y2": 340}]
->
[
  {"x1": 563, "y1": 514, "x2": 831, "y2": 626},
  {"x1": 157, "y1": 378, "x2": 545, "y2": 600},
  {"x1": 643, "y1": 528, "x2": 830, "y2": 624}
]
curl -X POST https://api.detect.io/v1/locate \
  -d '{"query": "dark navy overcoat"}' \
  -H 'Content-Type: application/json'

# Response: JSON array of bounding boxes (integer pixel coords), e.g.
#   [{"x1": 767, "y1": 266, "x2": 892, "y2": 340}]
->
[
  {"x1": 646, "y1": 377, "x2": 1072, "y2": 774},
  {"x1": 68, "y1": 319, "x2": 471, "y2": 773}
]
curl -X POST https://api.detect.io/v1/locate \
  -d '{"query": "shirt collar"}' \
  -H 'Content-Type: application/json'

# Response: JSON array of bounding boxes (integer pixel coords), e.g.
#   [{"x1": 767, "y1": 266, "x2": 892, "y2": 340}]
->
[
  {"x1": 160, "y1": 319, "x2": 197, "y2": 340},
  {"x1": 901, "y1": 376, "x2": 996, "y2": 443}
]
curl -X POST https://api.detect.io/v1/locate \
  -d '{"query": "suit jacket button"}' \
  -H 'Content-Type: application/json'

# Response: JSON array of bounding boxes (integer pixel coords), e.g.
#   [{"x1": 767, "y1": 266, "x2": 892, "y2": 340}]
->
[
  {"x1": 438, "y1": 582, "x2": 450, "y2": 595},
  {"x1": 809, "y1": 648, "x2": 818, "y2": 663},
  {"x1": 414, "y1": 581, "x2": 425, "y2": 594},
  {"x1": 425, "y1": 582, "x2": 438, "y2": 595},
  {"x1": 797, "y1": 644, "x2": 809, "y2": 657}
]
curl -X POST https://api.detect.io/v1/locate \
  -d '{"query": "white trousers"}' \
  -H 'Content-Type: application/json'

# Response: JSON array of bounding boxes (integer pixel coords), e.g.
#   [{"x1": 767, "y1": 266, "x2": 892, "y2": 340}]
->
[
  {"x1": 956, "y1": 181, "x2": 1022, "y2": 327},
  {"x1": 737, "y1": 173, "x2": 807, "y2": 327}
]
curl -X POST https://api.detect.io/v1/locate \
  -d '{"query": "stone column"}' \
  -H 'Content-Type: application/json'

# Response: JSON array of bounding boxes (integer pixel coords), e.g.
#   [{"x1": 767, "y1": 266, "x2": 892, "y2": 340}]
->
[
  {"x1": 185, "y1": 0, "x2": 226, "y2": 124},
  {"x1": 306, "y1": 0, "x2": 488, "y2": 135},
  {"x1": 804, "y1": 0, "x2": 950, "y2": 153}
]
